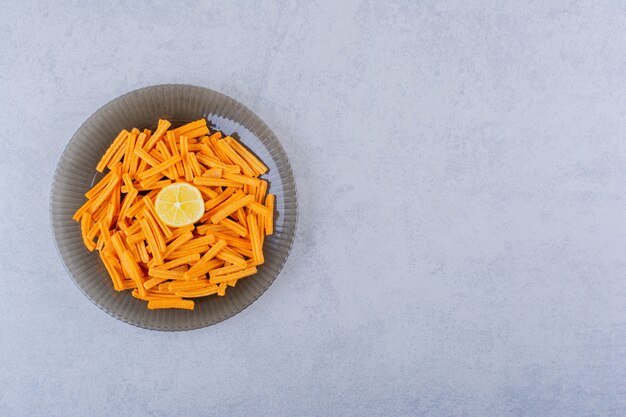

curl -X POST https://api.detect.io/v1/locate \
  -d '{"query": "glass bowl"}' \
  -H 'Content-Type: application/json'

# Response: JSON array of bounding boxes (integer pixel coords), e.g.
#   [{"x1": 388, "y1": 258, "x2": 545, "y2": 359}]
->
[{"x1": 50, "y1": 84, "x2": 297, "y2": 331}]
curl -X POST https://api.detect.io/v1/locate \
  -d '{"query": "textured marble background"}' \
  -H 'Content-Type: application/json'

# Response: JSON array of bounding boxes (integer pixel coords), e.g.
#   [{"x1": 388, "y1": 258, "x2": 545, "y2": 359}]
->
[{"x1": 2, "y1": 1, "x2": 626, "y2": 416}]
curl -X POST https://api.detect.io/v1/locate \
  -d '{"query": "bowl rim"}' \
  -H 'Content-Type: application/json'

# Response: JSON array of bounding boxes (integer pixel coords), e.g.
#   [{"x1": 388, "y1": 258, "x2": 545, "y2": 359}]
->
[{"x1": 49, "y1": 83, "x2": 298, "y2": 331}]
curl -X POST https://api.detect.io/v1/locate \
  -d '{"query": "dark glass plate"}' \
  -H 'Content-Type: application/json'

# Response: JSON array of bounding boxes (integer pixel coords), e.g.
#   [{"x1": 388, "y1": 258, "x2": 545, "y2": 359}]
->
[{"x1": 51, "y1": 84, "x2": 297, "y2": 330}]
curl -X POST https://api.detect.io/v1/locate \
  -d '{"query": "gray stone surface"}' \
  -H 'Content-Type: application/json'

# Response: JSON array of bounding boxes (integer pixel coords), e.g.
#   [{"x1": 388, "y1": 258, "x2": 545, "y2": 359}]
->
[{"x1": 1, "y1": 1, "x2": 626, "y2": 416}]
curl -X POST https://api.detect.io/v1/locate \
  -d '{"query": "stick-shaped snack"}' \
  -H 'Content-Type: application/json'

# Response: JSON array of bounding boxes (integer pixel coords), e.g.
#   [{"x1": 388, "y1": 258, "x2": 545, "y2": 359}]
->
[
  {"x1": 100, "y1": 251, "x2": 123, "y2": 291},
  {"x1": 127, "y1": 241, "x2": 142, "y2": 263},
  {"x1": 140, "y1": 218, "x2": 163, "y2": 265},
  {"x1": 235, "y1": 207, "x2": 248, "y2": 230},
  {"x1": 193, "y1": 177, "x2": 243, "y2": 188},
  {"x1": 133, "y1": 290, "x2": 181, "y2": 301},
  {"x1": 202, "y1": 167, "x2": 223, "y2": 179},
  {"x1": 143, "y1": 197, "x2": 173, "y2": 239},
  {"x1": 184, "y1": 240, "x2": 227, "y2": 279},
  {"x1": 162, "y1": 231, "x2": 194, "y2": 258},
  {"x1": 123, "y1": 179, "x2": 169, "y2": 193},
  {"x1": 209, "y1": 263, "x2": 246, "y2": 278},
  {"x1": 144, "y1": 119, "x2": 171, "y2": 152},
  {"x1": 125, "y1": 196, "x2": 147, "y2": 219},
  {"x1": 175, "y1": 235, "x2": 216, "y2": 252},
  {"x1": 222, "y1": 172, "x2": 261, "y2": 187},
  {"x1": 202, "y1": 188, "x2": 236, "y2": 212},
  {"x1": 195, "y1": 154, "x2": 241, "y2": 173},
  {"x1": 143, "y1": 276, "x2": 168, "y2": 291},
  {"x1": 87, "y1": 222, "x2": 101, "y2": 244},
  {"x1": 256, "y1": 180, "x2": 268, "y2": 204},
  {"x1": 73, "y1": 197, "x2": 93, "y2": 222},
  {"x1": 120, "y1": 250, "x2": 145, "y2": 296},
  {"x1": 147, "y1": 299, "x2": 194, "y2": 310},
  {"x1": 195, "y1": 185, "x2": 218, "y2": 200},
  {"x1": 207, "y1": 131, "x2": 222, "y2": 141},
  {"x1": 137, "y1": 155, "x2": 181, "y2": 181},
  {"x1": 96, "y1": 130, "x2": 129, "y2": 172},
  {"x1": 169, "y1": 258, "x2": 222, "y2": 273},
  {"x1": 208, "y1": 134, "x2": 232, "y2": 163},
  {"x1": 118, "y1": 188, "x2": 138, "y2": 224},
  {"x1": 206, "y1": 191, "x2": 242, "y2": 217},
  {"x1": 223, "y1": 136, "x2": 268, "y2": 175},
  {"x1": 87, "y1": 166, "x2": 121, "y2": 216},
  {"x1": 148, "y1": 149, "x2": 165, "y2": 164},
  {"x1": 133, "y1": 146, "x2": 161, "y2": 167},
  {"x1": 166, "y1": 131, "x2": 184, "y2": 178},
  {"x1": 141, "y1": 174, "x2": 168, "y2": 190},
  {"x1": 179, "y1": 135, "x2": 194, "y2": 181},
  {"x1": 110, "y1": 232, "x2": 128, "y2": 261},
  {"x1": 129, "y1": 132, "x2": 146, "y2": 176},
  {"x1": 199, "y1": 143, "x2": 216, "y2": 158},
  {"x1": 219, "y1": 218, "x2": 248, "y2": 237},
  {"x1": 137, "y1": 241, "x2": 150, "y2": 264},
  {"x1": 265, "y1": 194, "x2": 275, "y2": 235},
  {"x1": 102, "y1": 203, "x2": 115, "y2": 230},
  {"x1": 212, "y1": 233, "x2": 253, "y2": 250},
  {"x1": 168, "y1": 279, "x2": 212, "y2": 292},
  {"x1": 144, "y1": 209, "x2": 166, "y2": 253},
  {"x1": 98, "y1": 221, "x2": 112, "y2": 248},
  {"x1": 210, "y1": 194, "x2": 255, "y2": 224},
  {"x1": 85, "y1": 169, "x2": 117, "y2": 199},
  {"x1": 111, "y1": 176, "x2": 121, "y2": 218},
  {"x1": 165, "y1": 224, "x2": 194, "y2": 242},
  {"x1": 183, "y1": 126, "x2": 209, "y2": 139},
  {"x1": 148, "y1": 268, "x2": 186, "y2": 280},
  {"x1": 230, "y1": 246, "x2": 254, "y2": 259},
  {"x1": 172, "y1": 119, "x2": 207, "y2": 137},
  {"x1": 156, "y1": 141, "x2": 178, "y2": 180},
  {"x1": 122, "y1": 130, "x2": 137, "y2": 174},
  {"x1": 174, "y1": 285, "x2": 220, "y2": 298},
  {"x1": 188, "y1": 152, "x2": 204, "y2": 177},
  {"x1": 156, "y1": 254, "x2": 201, "y2": 270},
  {"x1": 80, "y1": 212, "x2": 96, "y2": 252},
  {"x1": 210, "y1": 266, "x2": 257, "y2": 285},
  {"x1": 247, "y1": 214, "x2": 264, "y2": 265},
  {"x1": 216, "y1": 140, "x2": 255, "y2": 176},
  {"x1": 119, "y1": 280, "x2": 138, "y2": 290},
  {"x1": 166, "y1": 246, "x2": 211, "y2": 260},
  {"x1": 107, "y1": 135, "x2": 130, "y2": 170},
  {"x1": 196, "y1": 224, "x2": 230, "y2": 235},
  {"x1": 247, "y1": 201, "x2": 272, "y2": 218},
  {"x1": 216, "y1": 250, "x2": 248, "y2": 269}
]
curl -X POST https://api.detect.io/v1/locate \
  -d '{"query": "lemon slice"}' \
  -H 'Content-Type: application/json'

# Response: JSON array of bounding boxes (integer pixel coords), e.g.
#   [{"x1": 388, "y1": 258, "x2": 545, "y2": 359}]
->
[{"x1": 155, "y1": 183, "x2": 205, "y2": 227}]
